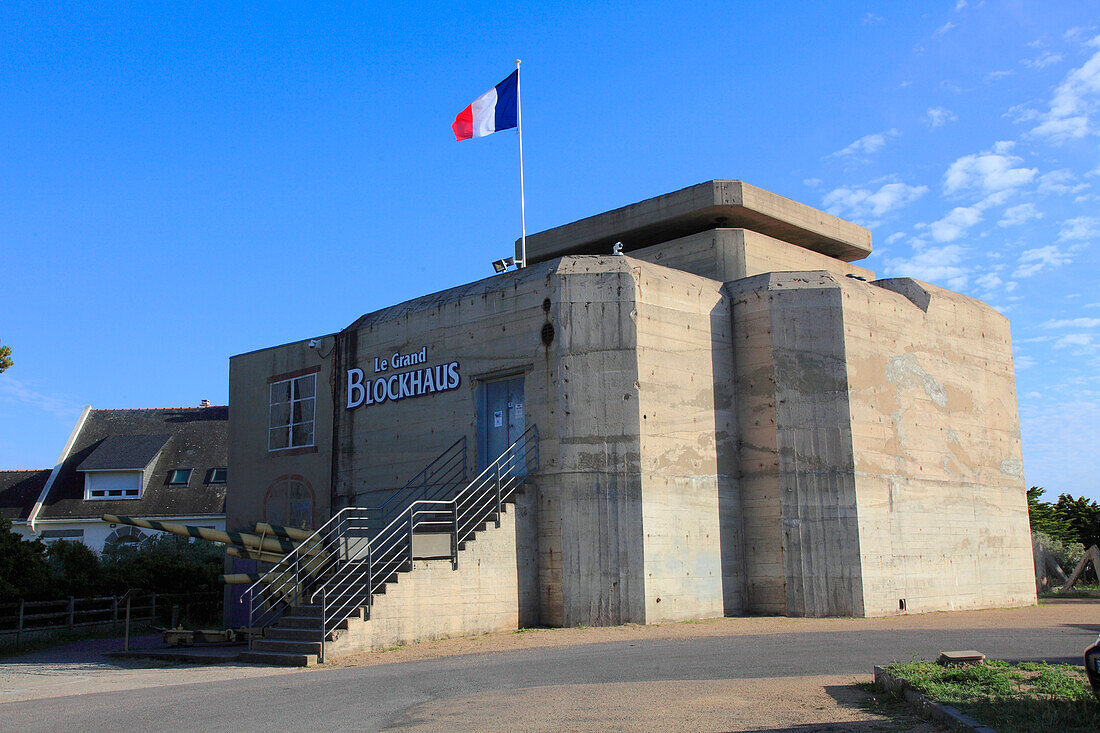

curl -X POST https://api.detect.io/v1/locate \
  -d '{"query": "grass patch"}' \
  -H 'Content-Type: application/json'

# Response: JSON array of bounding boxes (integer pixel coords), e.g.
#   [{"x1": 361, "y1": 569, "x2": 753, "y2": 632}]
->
[
  {"x1": 855, "y1": 682, "x2": 924, "y2": 732},
  {"x1": 1041, "y1": 587, "x2": 1100, "y2": 599},
  {"x1": 885, "y1": 659, "x2": 1100, "y2": 733}
]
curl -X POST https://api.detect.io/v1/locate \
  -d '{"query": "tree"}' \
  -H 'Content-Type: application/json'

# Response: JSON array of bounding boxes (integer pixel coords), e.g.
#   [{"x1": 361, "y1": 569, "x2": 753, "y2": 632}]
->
[
  {"x1": 101, "y1": 534, "x2": 223, "y2": 595},
  {"x1": 0, "y1": 339, "x2": 11, "y2": 373},
  {"x1": 1054, "y1": 493, "x2": 1100, "y2": 550},
  {"x1": 0, "y1": 517, "x2": 51, "y2": 599},
  {"x1": 1027, "y1": 487, "x2": 1076, "y2": 545},
  {"x1": 46, "y1": 540, "x2": 102, "y2": 598}
]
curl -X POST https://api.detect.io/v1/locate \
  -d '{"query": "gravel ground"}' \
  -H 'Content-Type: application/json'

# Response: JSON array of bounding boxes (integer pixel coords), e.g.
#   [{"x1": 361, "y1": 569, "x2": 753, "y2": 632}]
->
[
  {"x1": 328, "y1": 598, "x2": 1097, "y2": 670},
  {"x1": 0, "y1": 598, "x2": 1094, "y2": 731},
  {"x1": 0, "y1": 633, "x2": 299, "y2": 704}
]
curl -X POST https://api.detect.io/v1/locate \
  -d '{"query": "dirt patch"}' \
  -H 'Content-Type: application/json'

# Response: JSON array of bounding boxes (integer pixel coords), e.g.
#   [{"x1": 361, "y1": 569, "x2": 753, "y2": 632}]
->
[
  {"x1": 328, "y1": 598, "x2": 1096, "y2": 670},
  {"x1": 383, "y1": 675, "x2": 940, "y2": 732}
]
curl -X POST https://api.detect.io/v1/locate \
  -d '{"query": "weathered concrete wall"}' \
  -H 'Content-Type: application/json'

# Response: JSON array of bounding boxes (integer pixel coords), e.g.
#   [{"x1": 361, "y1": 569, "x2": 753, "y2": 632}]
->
[
  {"x1": 631, "y1": 260, "x2": 741, "y2": 620},
  {"x1": 546, "y1": 257, "x2": 646, "y2": 626},
  {"x1": 728, "y1": 272, "x2": 864, "y2": 617},
  {"x1": 630, "y1": 229, "x2": 874, "y2": 284},
  {"x1": 227, "y1": 339, "x2": 335, "y2": 533},
  {"x1": 727, "y1": 270, "x2": 1033, "y2": 617},
  {"x1": 332, "y1": 265, "x2": 554, "y2": 508},
  {"x1": 328, "y1": 488, "x2": 538, "y2": 655},
  {"x1": 845, "y1": 278, "x2": 1035, "y2": 614}
]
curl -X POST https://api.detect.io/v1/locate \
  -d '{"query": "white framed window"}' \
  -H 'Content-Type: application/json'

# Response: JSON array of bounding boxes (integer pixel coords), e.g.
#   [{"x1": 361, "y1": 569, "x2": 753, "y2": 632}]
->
[
  {"x1": 84, "y1": 471, "x2": 142, "y2": 500},
  {"x1": 269, "y1": 373, "x2": 316, "y2": 451},
  {"x1": 168, "y1": 468, "x2": 192, "y2": 485}
]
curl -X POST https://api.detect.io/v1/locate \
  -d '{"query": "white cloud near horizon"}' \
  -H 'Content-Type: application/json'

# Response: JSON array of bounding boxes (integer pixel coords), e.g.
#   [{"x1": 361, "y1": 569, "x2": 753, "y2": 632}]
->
[
  {"x1": 0, "y1": 377, "x2": 83, "y2": 423},
  {"x1": 1023, "y1": 51, "x2": 1063, "y2": 69},
  {"x1": 943, "y1": 147, "x2": 1038, "y2": 197},
  {"x1": 828, "y1": 129, "x2": 899, "y2": 159},
  {"x1": 926, "y1": 205, "x2": 984, "y2": 242},
  {"x1": 1043, "y1": 317, "x2": 1100, "y2": 328},
  {"x1": 1027, "y1": 35, "x2": 1100, "y2": 142},
  {"x1": 822, "y1": 181, "x2": 928, "y2": 226},
  {"x1": 1014, "y1": 245, "x2": 1073, "y2": 277},
  {"x1": 885, "y1": 243, "x2": 969, "y2": 290},
  {"x1": 999, "y1": 203, "x2": 1043, "y2": 227},
  {"x1": 925, "y1": 107, "x2": 958, "y2": 129},
  {"x1": 1058, "y1": 216, "x2": 1100, "y2": 241}
]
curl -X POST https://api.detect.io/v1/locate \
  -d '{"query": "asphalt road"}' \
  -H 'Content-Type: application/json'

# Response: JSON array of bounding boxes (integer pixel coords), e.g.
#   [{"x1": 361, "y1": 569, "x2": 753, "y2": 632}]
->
[{"x1": 1, "y1": 622, "x2": 1094, "y2": 732}]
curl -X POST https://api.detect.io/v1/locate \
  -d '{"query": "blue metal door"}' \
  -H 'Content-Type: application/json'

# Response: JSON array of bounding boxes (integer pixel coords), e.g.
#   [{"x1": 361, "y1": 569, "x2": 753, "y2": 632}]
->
[{"x1": 478, "y1": 375, "x2": 525, "y2": 470}]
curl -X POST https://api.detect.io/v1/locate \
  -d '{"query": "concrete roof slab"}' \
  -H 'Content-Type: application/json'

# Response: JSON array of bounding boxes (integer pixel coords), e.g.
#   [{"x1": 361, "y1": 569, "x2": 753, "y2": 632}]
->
[{"x1": 519, "y1": 180, "x2": 872, "y2": 264}]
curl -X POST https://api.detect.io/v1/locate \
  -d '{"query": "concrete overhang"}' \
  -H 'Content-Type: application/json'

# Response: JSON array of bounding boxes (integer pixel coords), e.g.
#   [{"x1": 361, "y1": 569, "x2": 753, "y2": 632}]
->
[{"x1": 519, "y1": 180, "x2": 872, "y2": 264}]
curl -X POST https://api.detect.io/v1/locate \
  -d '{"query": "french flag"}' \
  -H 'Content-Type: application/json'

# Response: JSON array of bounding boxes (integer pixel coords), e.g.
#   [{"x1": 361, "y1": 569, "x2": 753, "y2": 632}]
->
[{"x1": 452, "y1": 71, "x2": 518, "y2": 141}]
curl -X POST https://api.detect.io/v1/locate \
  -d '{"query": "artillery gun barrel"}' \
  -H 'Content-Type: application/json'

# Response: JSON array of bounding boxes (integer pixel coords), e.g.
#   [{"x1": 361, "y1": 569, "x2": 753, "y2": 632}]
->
[
  {"x1": 254, "y1": 523, "x2": 314, "y2": 541},
  {"x1": 101, "y1": 515, "x2": 315, "y2": 556},
  {"x1": 225, "y1": 546, "x2": 286, "y2": 564}
]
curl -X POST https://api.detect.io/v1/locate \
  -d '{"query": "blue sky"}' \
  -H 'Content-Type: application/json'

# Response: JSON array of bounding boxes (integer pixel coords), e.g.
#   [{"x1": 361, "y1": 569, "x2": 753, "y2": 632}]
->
[{"x1": 2, "y1": 2, "x2": 1098, "y2": 502}]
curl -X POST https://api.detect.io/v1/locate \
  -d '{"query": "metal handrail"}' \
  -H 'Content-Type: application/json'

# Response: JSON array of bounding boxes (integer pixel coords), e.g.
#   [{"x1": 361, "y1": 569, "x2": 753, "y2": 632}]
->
[
  {"x1": 311, "y1": 425, "x2": 538, "y2": 661},
  {"x1": 240, "y1": 436, "x2": 468, "y2": 641}
]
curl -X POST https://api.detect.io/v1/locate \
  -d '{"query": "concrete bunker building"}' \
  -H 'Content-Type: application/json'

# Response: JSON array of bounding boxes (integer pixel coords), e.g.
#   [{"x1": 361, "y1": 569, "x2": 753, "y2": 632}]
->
[{"x1": 228, "y1": 181, "x2": 1035, "y2": 653}]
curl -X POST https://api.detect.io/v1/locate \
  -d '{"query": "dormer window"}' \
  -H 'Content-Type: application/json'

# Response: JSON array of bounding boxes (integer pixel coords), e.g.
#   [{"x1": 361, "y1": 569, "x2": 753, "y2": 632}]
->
[
  {"x1": 77, "y1": 434, "x2": 170, "y2": 501},
  {"x1": 168, "y1": 468, "x2": 192, "y2": 485},
  {"x1": 208, "y1": 467, "x2": 227, "y2": 484},
  {"x1": 85, "y1": 471, "x2": 142, "y2": 499}
]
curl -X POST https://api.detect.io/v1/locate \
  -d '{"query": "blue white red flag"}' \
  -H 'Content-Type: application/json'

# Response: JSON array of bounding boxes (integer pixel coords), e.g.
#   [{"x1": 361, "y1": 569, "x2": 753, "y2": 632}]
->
[{"x1": 452, "y1": 71, "x2": 518, "y2": 141}]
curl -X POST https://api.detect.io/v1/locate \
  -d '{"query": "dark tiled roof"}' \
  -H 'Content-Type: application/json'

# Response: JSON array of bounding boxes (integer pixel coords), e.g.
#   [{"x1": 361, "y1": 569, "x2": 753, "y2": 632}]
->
[
  {"x1": 0, "y1": 470, "x2": 50, "y2": 521},
  {"x1": 76, "y1": 434, "x2": 170, "y2": 471},
  {"x1": 38, "y1": 407, "x2": 228, "y2": 521}
]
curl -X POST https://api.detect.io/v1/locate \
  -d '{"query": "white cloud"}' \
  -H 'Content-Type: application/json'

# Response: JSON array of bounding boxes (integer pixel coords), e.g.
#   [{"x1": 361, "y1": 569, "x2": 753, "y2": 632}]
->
[
  {"x1": 998, "y1": 203, "x2": 1043, "y2": 227},
  {"x1": 0, "y1": 377, "x2": 82, "y2": 422},
  {"x1": 1054, "y1": 333, "x2": 1094, "y2": 348},
  {"x1": 987, "y1": 70, "x2": 1014, "y2": 82},
  {"x1": 924, "y1": 107, "x2": 957, "y2": 129},
  {"x1": 975, "y1": 271, "x2": 1018, "y2": 295},
  {"x1": 955, "y1": 0, "x2": 967, "y2": 9},
  {"x1": 1058, "y1": 216, "x2": 1100, "y2": 241},
  {"x1": 802, "y1": 178, "x2": 822, "y2": 188},
  {"x1": 1015, "y1": 356, "x2": 1037, "y2": 369},
  {"x1": 863, "y1": 12, "x2": 883, "y2": 25},
  {"x1": 927, "y1": 206, "x2": 984, "y2": 242},
  {"x1": 886, "y1": 244, "x2": 969, "y2": 289},
  {"x1": 1028, "y1": 36, "x2": 1100, "y2": 142},
  {"x1": 1013, "y1": 245, "x2": 1072, "y2": 277},
  {"x1": 822, "y1": 181, "x2": 928, "y2": 226},
  {"x1": 934, "y1": 22, "x2": 956, "y2": 38},
  {"x1": 828, "y1": 129, "x2": 899, "y2": 158},
  {"x1": 1043, "y1": 317, "x2": 1100, "y2": 328},
  {"x1": 1038, "y1": 169, "x2": 1088, "y2": 195},
  {"x1": 885, "y1": 232, "x2": 906, "y2": 244},
  {"x1": 943, "y1": 148, "x2": 1038, "y2": 197},
  {"x1": 1023, "y1": 51, "x2": 1064, "y2": 69}
]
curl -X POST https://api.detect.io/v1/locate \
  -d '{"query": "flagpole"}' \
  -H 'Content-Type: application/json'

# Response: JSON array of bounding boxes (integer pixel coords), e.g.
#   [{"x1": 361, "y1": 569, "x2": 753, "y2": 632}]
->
[{"x1": 515, "y1": 59, "x2": 527, "y2": 268}]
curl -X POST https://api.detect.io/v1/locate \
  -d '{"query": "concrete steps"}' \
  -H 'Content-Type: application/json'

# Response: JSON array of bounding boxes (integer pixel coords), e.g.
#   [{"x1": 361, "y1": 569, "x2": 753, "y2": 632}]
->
[{"x1": 241, "y1": 498, "x2": 520, "y2": 667}]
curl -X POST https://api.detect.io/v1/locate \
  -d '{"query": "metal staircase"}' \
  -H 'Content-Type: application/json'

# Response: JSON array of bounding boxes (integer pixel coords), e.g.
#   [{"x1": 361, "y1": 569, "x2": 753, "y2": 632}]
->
[{"x1": 239, "y1": 425, "x2": 538, "y2": 665}]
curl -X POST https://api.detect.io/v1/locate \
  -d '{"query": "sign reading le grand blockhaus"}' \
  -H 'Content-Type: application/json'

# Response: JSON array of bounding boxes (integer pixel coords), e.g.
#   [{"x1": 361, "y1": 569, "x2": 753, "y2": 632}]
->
[{"x1": 346, "y1": 346, "x2": 461, "y2": 410}]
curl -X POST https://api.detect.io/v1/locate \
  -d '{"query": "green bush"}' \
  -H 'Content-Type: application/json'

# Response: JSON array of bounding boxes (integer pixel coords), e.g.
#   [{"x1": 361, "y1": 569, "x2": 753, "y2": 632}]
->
[
  {"x1": 0, "y1": 517, "x2": 51, "y2": 600},
  {"x1": 0, "y1": 517, "x2": 223, "y2": 601},
  {"x1": 101, "y1": 534, "x2": 223, "y2": 596}
]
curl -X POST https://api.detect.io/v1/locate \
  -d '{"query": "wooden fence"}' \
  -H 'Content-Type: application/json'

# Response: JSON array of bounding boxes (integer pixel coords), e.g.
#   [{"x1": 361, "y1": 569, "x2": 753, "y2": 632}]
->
[{"x1": 0, "y1": 591, "x2": 221, "y2": 643}]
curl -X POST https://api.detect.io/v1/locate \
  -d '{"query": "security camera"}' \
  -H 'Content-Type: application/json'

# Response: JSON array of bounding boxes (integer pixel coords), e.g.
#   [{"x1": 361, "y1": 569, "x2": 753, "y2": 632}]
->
[
  {"x1": 492, "y1": 257, "x2": 517, "y2": 273},
  {"x1": 612, "y1": 242, "x2": 624, "y2": 255},
  {"x1": 308, "y1": 339, "x2": 320, "y2": 349}
]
